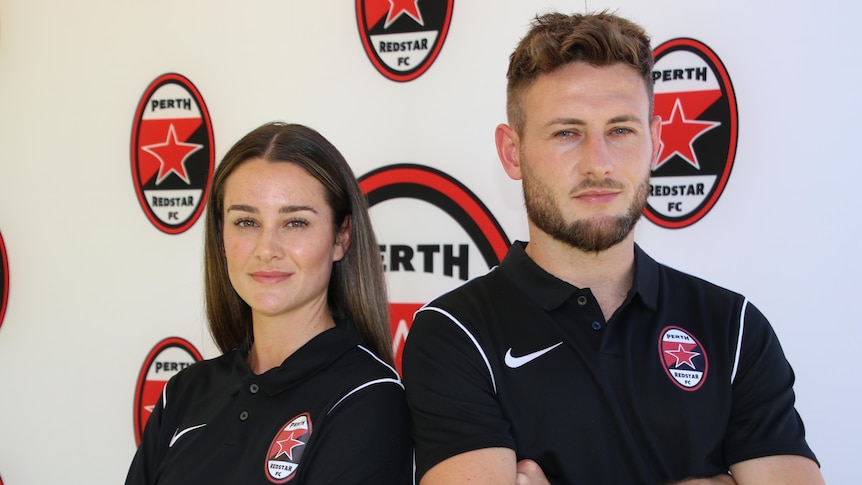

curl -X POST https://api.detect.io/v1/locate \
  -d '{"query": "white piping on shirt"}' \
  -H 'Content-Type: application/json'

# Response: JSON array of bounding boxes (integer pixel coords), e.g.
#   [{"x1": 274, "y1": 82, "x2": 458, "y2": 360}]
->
[
  {"x1": 358, "y1": 344, "x2": 401, "y2": 379},
  {"x1": 328, "y1": 377, "x2": 404, "y2": 415},
  {"x1": 326, "y1": 344, "x2": 406, "y2": 415},
  {"x1": 417, "y1": 306, "x2": 497, "y2": 394},
  {"x1": 730, "y1": 297, "x2": 748, "y2": 385}
]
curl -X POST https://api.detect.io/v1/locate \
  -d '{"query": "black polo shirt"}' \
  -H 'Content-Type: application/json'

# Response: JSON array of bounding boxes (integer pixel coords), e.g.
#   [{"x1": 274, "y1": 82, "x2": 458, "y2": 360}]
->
[
  {"x1": 127, "y1": 319, "x2": 412, "y2": 484},
  {"x1": 403, "y1": 241, "x2": 817, "y2": 483}
]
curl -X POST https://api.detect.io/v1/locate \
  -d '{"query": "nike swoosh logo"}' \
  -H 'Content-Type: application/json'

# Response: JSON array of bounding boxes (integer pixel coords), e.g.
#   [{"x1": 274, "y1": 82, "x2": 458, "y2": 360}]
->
[
  {"x1": 169, "y1": 423, "x2": 206, "y2": 447},
  {"x1": 504, "y1": 342, "x2": 563, "y2": 368}
]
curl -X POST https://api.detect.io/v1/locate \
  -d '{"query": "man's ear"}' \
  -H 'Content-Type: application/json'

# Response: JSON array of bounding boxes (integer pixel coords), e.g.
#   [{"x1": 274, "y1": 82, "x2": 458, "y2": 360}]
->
[
  {"x1": 333, "y1": 215, "x2": 351, "y2": 262},
  {"x1": 650, "y1": 114, "x2": 663, "y2": 168},
  {"x1": 495, "y1": 123, "x2": 523, "y2": 181}
]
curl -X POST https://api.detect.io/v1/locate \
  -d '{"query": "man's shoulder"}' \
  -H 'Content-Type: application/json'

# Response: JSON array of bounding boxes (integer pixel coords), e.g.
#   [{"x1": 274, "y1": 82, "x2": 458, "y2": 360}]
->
[
  {"x1": 421, "y1": 267, "x2": 513, "y2": 318},
  {"x1": 655, "y1": 258, "x2": 744, "y2": 301}
]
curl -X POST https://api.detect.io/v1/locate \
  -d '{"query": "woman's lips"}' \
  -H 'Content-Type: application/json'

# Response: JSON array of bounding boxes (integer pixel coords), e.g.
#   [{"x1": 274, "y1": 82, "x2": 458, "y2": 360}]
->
[{"x1": 250, "y1": 271, "x2": 291, "y2": 284}]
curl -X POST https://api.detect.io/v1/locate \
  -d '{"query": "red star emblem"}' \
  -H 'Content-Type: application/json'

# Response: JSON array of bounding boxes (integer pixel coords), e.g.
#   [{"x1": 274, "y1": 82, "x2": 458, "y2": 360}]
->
[
  {"x1": 654, "y1": 98, "x2": 720, "y2": 171},
  {"x1": 385, "y1": 0, "x2": 423, "y2": 28},
  {"x1": 141, "y1": 124, "x2": 203, "y2": 185},
  {"x1": 664, "y1": 344, "x2": 701, "y2": 369},
  {"x1": 274, "y1": 430, "x2": 306, "y2": 461}
]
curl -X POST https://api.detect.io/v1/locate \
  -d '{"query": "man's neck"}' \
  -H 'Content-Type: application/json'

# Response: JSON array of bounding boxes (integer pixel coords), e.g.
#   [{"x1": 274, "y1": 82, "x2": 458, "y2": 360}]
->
[{"x1": 525, "y1": 232, "x2": 636, "y2": 321}]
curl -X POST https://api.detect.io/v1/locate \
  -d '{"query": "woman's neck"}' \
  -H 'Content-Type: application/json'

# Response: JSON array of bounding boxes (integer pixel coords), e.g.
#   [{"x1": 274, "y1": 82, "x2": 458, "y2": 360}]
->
[{"x1": 247, "y1": 302, "x2": 336, "y2": 374}]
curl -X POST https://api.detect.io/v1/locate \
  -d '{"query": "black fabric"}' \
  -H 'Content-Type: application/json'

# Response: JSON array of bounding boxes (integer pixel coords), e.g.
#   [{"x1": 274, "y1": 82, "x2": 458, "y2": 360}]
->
[
  {"x1": 127, "y1": 320, "x2": 412, "y2": 484},
  {"x1": 403, "y1": 241, "x2": 816, "y2": 483}
]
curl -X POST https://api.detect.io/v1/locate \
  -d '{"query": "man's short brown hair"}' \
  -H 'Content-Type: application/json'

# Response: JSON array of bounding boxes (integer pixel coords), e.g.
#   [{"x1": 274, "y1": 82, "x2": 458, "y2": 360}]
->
[{"x1": 506, "y1": 11, "x2": 654, "y2": 134}]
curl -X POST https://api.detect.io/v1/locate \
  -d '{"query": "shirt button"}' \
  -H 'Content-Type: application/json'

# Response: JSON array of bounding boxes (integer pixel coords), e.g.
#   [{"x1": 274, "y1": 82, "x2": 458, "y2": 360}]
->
[
  {"x1": 591, "y1": 321, "x2": 603, "y2": 331},
  {"x1": 577, "y1": 296, "x2": 588, "y2": 306},
  {"x1": 249, "y1": 383, "x2": 259, "y2": 394},
  {"x1": 239, "y1": 410, "x2": 249, "y2": 421}
]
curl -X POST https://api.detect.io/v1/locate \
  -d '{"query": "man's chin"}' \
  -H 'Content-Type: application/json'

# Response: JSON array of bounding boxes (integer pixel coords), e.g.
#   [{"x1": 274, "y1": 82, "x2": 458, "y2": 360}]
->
[{"x1": 558, "y1": 216, "x2": 635, "y2": 253}]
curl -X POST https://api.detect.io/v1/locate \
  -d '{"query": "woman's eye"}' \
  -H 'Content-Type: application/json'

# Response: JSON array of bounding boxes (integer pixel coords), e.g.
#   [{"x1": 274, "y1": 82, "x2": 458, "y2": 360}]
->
[
  {"x1": 234, "y1": 218, "x2": 257, "y2": 228},
  {"x1": 286, "y1": 219, "x2": 308, "y2": 229}
]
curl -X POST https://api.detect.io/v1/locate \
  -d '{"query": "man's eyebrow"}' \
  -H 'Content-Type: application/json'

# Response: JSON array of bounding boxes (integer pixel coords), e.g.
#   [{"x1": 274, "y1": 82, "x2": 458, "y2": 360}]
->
[
  {"x1": 608, "y1": 114, "x2": 644, "y2": 124},
  {"x1": 547, "y1": 117, "x2": 586, "y2": 127},
  {"x1": 546, "y1": 115, "x2": 644, "y2": 126}
]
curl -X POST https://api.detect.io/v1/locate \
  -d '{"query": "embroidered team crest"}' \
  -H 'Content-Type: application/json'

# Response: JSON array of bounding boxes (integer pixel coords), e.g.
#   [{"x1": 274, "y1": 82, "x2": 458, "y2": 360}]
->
[
  {"x1": 659, "y1": 326, "x2": 708, "y2": 391},
  {"x1": 132, "y1": 337, "x2": 202, "y2": 445},
  {"x1": 0, "y1": 229, "x2": 8, "y2": 329},
  {"x1": 355, "y1": 0, "x2": 454, "y2": 82},
  {"x1": 647, "y1": 38, "x2": 738, "y2": 228},
  {"x1": 130, "y1": 73, "x2": 215, "y2": 234},
  {"x1": 265, "y1": 413, "x2": 313, "y2": 483}
]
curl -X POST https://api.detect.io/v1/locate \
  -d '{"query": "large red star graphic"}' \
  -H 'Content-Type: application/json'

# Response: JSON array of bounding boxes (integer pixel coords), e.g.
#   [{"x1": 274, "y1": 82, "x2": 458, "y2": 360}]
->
[
  {"x1": 274, "y1": 431, "x2": 306, "y2": 461},
  {"x1": 654, "y1": 98, "x2": 720, "y2": 171},
  {"x1": 141, "y1": 124, "x2": 203, "y2": 185},
  {"x1": 385, "y1": 0, "x2": 423, "y2": 28},
  {"x1": 664, "y1": 344, "x2": 701, "y2": 369}
]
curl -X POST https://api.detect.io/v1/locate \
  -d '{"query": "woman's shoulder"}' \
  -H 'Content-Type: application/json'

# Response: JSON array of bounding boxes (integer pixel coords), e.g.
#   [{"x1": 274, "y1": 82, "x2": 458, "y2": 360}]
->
[
  {"x1": 322, "y1": 344, "x2": 405, "y2": 415},
  {"x1": 165, "y1": 350, "x2": 240, "y2": 394},
  {"x1": 335, "y1": 343, "x2": 402, "y2": 382}
]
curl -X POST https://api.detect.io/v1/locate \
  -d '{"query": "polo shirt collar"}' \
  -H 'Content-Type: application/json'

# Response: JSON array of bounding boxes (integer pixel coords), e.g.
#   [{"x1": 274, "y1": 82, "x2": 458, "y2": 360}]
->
[
  {"x1": 500, "y1": 241, "x2": 660, "y2": 312},
  {"x1": 230, "y1": 318, "x2": 362, "y2": 396},
  {"x1": 632, "y1": 244, "x2": 659, "y2": 311}
]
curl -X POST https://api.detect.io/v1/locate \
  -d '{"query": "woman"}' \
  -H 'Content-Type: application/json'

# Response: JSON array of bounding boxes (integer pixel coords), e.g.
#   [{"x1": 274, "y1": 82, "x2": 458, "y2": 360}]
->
[{"x1": 126, "y1": 122, "x2": 412, "y2": 484}]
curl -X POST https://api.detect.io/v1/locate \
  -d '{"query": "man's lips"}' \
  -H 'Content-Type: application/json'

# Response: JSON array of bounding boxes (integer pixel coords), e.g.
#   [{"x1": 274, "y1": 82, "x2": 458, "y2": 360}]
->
[
  {"x1": 573, "y1": 189, "x2": 620, "y2": 204},
  {"x1": 250, "y1": 271, "x2": 291, "y2": 284}
]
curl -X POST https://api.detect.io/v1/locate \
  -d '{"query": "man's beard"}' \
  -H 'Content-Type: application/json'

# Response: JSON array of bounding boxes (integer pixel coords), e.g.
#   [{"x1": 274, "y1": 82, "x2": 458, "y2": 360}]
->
[{"x1": 523, "y1": 168, "x2": 649, "y2": 253}]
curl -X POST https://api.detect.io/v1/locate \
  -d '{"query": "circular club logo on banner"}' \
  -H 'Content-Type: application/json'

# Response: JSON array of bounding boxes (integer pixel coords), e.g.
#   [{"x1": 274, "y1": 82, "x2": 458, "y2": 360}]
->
[
  {"x1": 130, "y1": 73, "x2": 215, "y2": 234},
  {"x1": 647, "y1": 38, "x2": 738, "y2": 229},
  {"x1": 356, "y1": 0, "x2": 453, "y2": 82},
  {"x1": 359, "y1": 164, "x2": 510, "y2": 372},
  {"x1": 0, "y1": 230, "x2": 8, "y2": 329},
  {"x1": 133, "y1": 337, "x2": 203, "y2": 445}
]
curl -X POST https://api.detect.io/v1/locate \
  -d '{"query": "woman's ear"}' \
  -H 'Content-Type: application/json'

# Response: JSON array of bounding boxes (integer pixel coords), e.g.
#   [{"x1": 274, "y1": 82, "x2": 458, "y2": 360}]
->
[{"x1": 333, "y1": 215, "x2": 351, "y2": 262}]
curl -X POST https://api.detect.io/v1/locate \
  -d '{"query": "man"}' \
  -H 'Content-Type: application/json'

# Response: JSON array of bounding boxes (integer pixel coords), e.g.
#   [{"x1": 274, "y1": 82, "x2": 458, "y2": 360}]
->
[{"x1": 402, "y1": 11, "x2": 824, "y2": 484}]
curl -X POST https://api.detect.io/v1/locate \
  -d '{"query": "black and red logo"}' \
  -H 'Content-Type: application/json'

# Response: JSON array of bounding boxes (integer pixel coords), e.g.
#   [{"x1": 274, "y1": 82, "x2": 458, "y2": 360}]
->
[
  {"x1": 356, "y1": 0, "x2": 454, "y2": 82},
  {"x1": 647, "y1": 38, "x2": 738, "y2": 228},
  {"x1": 265, "y1": 413, "x2": 312, "y2": 483},
  {"x1": 131, "y1": 73, "x2": 215, "y2": 234},
  {"x1": 132, "y1": 337, "x2": 202, "y2": 445},
  {"x1": 359, "y1": 164, "x2": 510, "y2": 371},
  {"x1": 0, "y1": 230, "x2": 8, "y2": 329},
  {"x1": 658, "y1": 326, "x2": 708, "y2": 391}
]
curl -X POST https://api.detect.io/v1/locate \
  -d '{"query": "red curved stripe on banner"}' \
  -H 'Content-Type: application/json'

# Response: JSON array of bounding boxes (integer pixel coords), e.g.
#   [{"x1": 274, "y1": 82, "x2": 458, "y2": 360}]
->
[
  {"x1": 133, "y1": 337, "x2": 203, "y2": 445},
  {"x1": 360, "y1": 166, "x2": 509, "y2": 262},
  {"x1": 0, "y1": 232, "x2": 8, "y2": 328}
]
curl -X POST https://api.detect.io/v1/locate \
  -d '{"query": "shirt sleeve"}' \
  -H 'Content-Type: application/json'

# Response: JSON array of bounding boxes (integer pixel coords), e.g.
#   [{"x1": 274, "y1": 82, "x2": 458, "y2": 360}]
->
[
  {"x1": 402, "y1": 306, "x2": 516, "y2": 482},
  {"x1": 723, "y1": 301, "x2": 818, "y2": 466},
  {"x1": 125, "y1": 391, "x2": 166, "y2": 485},
  {"x1": 297, "y1": 380, "x2": 414, "y2": 484}
]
